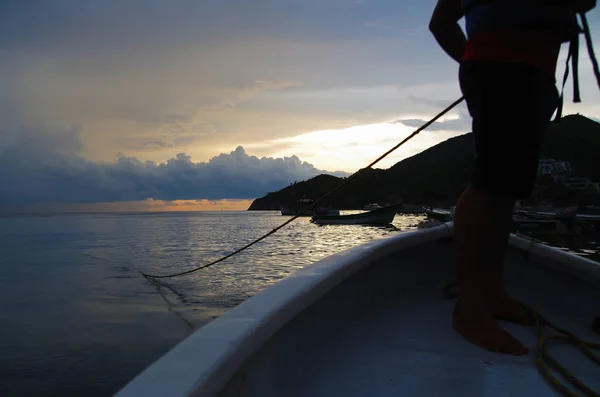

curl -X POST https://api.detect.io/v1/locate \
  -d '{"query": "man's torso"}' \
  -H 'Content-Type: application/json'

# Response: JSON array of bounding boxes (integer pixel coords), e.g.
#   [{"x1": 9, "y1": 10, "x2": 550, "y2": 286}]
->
[{"x1": 462, "y1": 28, "x2": 564, "y2": 78}]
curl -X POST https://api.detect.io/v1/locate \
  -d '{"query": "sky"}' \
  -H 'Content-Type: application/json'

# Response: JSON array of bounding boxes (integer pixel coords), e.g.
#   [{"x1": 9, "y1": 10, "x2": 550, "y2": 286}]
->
[{"x1": 1, "y1": 0, "x2": 600, "y2": 211}]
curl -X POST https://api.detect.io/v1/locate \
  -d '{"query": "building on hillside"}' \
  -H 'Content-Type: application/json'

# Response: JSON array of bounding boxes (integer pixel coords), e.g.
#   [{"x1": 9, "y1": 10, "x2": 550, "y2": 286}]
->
[
  {"x1": 537, "y1": 159, "x2": 599, "y2": 193},
  {"x1": 537, "y1": 159, "x2": 573, "y2": 184}
]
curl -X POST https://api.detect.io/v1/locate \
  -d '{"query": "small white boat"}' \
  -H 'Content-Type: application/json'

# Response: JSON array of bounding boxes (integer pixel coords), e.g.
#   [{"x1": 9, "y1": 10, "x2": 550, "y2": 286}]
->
[
  {"x1": 423, "y1": 206, "x2": 453, "y2": 222},
  {"x1": 363, "y1": 203, "x2": 383, "y2": 211},
  {"x1": 311, "y1": 204, "x2": 401, "y2": 225},
  {"x1": 114, "y1": 223, "x2": 600, "y2": 397},
  {"x1": 577, "y1": 213, "x2": 600, "y2": 230},
  {"x1": 280, "y1": 199, "x2": 340, "y2": 216},
  {"x1": 512, "y1": 216, "x2": 583, "y2": 236},
  {"x1": 513, "y1": 207, "x2": 591, "y2": 234}
]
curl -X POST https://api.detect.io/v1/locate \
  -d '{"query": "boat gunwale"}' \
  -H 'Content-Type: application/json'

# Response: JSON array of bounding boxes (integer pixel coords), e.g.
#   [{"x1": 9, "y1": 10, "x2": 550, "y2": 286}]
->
[
  {"x1": 114, "y1": 222, "x2": 600, "y2": 397},
  {"x1": 509, "y1": 233, "x2": 600, "y2": 286},
  {"x1": 113, "y1": 223, "x2": 453, "y2": 397}
]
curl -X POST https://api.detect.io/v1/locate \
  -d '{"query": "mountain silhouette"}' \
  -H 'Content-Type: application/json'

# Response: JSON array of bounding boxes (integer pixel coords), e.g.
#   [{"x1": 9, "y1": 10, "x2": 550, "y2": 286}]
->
[{"x1": 248, "y1": 114, "x2": 600, "y2": 210}]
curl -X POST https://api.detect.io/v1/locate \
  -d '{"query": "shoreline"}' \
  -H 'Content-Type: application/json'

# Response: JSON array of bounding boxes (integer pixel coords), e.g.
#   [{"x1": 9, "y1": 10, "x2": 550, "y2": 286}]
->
[{"x1": 247, "y1": 202, "x2": 449, "y2": 214}]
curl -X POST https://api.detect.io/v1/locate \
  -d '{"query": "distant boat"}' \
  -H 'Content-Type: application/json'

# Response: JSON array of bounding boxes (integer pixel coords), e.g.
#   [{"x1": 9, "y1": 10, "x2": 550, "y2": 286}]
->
[
  {"x1": 582, "y1": 205, "x2": 600, "y2": 215},
  {"x1": 363, "y1": 203, "x2": 383, "y2": 211},
  {"x1": 423, "y1": 204, "x2": 586, "y2": 235},
  {"x1": 515, "y1": 206, "x2": 600, "y2": 229},
  {"x1": 577, "y1": 213, "x2": 600, "y2": 229},
  {"x1": 422, "y1": 206, "x2": 453, "y2": 222},
  {"x1": 514, "y1": 207, "x2": 597, "y2": 233},
  {"x1": 280, "y1": 199, "x2": 339, "y2": 216},
  {"x1": 310, "y1": 204, "x2": 402, "y2": 225}
]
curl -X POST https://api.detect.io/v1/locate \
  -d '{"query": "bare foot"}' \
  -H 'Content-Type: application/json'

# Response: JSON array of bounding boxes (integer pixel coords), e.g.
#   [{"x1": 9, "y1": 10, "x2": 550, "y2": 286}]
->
[
  {"x1": 488, "y1": 296, "x2": 536, "y2": 326},
  {"x1": 485, "y1": 284, "x2": 536, "y2": 326},
  {"x1": 453, "y1": 299, "x2": 529, "y2": 355},
  {"x1": 445, "y1": 283, "x2": 536, "y2": 326}
]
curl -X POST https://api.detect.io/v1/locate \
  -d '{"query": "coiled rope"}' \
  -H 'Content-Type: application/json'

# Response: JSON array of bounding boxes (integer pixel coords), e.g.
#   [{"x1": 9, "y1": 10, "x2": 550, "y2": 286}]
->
[
  {"x1": 141, "y1": 96, "x2": 465, "y2": 279},
  {"x1": 529, "y1": 305, "x2": 600, "y2": 397}
]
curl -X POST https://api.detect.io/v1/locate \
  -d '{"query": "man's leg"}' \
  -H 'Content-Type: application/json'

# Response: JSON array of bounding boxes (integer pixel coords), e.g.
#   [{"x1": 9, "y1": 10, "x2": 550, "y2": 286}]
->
[
  {"x1": 452, "y1": 60, "x2": 558, "y2": 354},
  {"x1": 485, "y1": 205, "x2": 537, "y2": 326},
  {"x1": 452, "y1": 186, "x2": 529, "y2": 355}
]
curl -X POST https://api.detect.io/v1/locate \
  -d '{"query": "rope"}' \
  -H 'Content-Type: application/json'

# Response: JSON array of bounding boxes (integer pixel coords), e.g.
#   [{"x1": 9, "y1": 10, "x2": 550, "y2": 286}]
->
[
  {"x1": 146, "y1": 273, "x2": 196, "y2": 330},
  {"x1": 442, "y1": 284, "x2": 600, "y2": 397},
  {"x1": 527, "y1": 305, "x2": 600, "y2": 397},
  {"x1": 141, "y1": 96, "x2": 465, "y2": 279}
]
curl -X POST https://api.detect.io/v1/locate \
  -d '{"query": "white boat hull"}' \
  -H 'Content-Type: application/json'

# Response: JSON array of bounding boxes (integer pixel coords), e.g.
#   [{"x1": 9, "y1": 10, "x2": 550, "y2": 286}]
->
[
  {"x1": 114, "y1": 223, "x2": 600, "y2": 397},
  {"x1": 311, "y1": 214, "x2": 395, "y2": 225},
  {"x1": 311, "y1": 205, "x2": 400, "y2": 225}
]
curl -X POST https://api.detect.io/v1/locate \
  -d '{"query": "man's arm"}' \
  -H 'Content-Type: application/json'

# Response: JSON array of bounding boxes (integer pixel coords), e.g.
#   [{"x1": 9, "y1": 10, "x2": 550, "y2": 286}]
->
[{"x1": 429, "y1": 0, "x2": 467, "y2": 64}]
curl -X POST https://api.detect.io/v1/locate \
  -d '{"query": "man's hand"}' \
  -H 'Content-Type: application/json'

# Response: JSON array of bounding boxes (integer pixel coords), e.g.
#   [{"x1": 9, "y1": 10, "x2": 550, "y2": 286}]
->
[{"x1": 429, "y1": 0, "x2": 467, "y2": 64}]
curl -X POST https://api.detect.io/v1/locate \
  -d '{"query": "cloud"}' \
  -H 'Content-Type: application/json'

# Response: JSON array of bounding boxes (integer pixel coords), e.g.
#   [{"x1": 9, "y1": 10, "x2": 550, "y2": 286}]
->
[
  {"x1": 0, "y1": 125, "x2": 349, "y2": 204},
  {"x1": 219, "y1": 80, "x2": 303, "y2": 109},
  {"x1": 1, "y1": 0, "x2": 599, "y2": 177},
  {"x1": 0, "y1": 198, "x2": 256, "y2": 214},
  {"x1": 0, "y1": 0, "x2": 468, "y2": 167},
  {"x1": 119, "y1": 138, "x2": 175, "y2": 150},
  {"x1": 363, "y1": 19, "x2": 387, "y2": 29},
  {"x1": 244, "y1": 120, "x2": 459, "y2": 172},
  {"x1": 406, "y1": 95, "x2": 461, "y2": 109},
  {"x1": 393, "y1": 110, "x2": 472, "y2": 132}
]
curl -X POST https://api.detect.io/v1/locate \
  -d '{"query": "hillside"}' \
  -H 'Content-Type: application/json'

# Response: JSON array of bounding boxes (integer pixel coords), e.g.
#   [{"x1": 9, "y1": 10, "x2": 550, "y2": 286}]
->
[
  {"x1": 248, "y1": 114, "x2": 600, "y2": 210},
  {"x1": 541, "y1": 114, "x2": 600, "y2": 180}
]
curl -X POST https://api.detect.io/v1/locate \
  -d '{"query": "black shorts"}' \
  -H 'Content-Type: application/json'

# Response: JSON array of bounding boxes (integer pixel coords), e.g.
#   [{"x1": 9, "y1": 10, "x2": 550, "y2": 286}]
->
[{"x1": 459, "y1": 60, "x2": 559, "y2": 199}]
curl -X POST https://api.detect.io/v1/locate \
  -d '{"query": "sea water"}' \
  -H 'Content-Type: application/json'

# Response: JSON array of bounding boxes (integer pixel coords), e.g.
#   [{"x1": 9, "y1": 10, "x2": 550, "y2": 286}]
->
[{"x1": 0, "y1": 211, "x2": 426, "y2": 397}]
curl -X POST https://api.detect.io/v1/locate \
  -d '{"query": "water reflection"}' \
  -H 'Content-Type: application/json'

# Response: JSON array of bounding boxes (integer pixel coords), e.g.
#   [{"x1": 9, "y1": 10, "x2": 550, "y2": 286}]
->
[
  {"x1": 312, "y1": 222, "x2": 402, "y2": 232},
  {"x1": 125, "y1": 212, "x2": 426, "y2": 326}
]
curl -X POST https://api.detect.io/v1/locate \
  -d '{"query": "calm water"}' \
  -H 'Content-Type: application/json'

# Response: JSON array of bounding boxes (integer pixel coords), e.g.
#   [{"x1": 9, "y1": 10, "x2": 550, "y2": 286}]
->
[
  {"x1": 1, "y1": 211, "x2": 598, "y2": 397},
  {"x1": 0, "y1": 211, "x2": 424, "y2": 397}
]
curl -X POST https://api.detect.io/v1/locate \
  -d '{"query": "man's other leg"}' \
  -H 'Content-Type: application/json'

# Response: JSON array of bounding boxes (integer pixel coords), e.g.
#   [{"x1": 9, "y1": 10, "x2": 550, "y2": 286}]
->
[{"x1": 452, "y1": 61, "x2": 558, "y2": 355}]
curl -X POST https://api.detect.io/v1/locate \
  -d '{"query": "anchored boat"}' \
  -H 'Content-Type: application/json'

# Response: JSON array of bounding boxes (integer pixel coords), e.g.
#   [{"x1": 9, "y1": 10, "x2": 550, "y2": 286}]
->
[
  {"x1": 424, "y1": 205, "x2": 588, "y2": 235},
  {"x1": 363, "y1": 203, "x2": 383, "y2": 211},
  {"x1": 310, "y1": 204, "x2": 402, "y2": 225},
  {"x1": 422, "y1": 206, "x2": 453, "y2": 222},
  {"x1": 114, "y1": 223, "x2": 600, "y2": 397},
  {"x1": 280, "y1": 199, "x2": 340, "y2": 216}
]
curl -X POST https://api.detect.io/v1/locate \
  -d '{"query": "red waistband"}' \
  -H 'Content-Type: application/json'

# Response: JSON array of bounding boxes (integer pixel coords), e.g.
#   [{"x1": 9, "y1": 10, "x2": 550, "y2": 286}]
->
[{"x1": 462, "y1": 30, "x2": 563, "y2": 78}]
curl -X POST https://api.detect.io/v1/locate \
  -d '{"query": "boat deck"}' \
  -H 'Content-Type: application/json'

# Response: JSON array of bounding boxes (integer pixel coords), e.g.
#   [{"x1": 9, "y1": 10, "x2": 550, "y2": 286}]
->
[{"x1": 221, "y1": 239, "x2": 600, "y2": 397}]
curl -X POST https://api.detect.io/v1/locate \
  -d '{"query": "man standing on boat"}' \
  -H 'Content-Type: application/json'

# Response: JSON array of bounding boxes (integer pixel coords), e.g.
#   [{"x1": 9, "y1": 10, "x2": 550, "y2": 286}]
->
[{"x1": 428, "y1": 0, "x2": 586, "y2": 355}]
